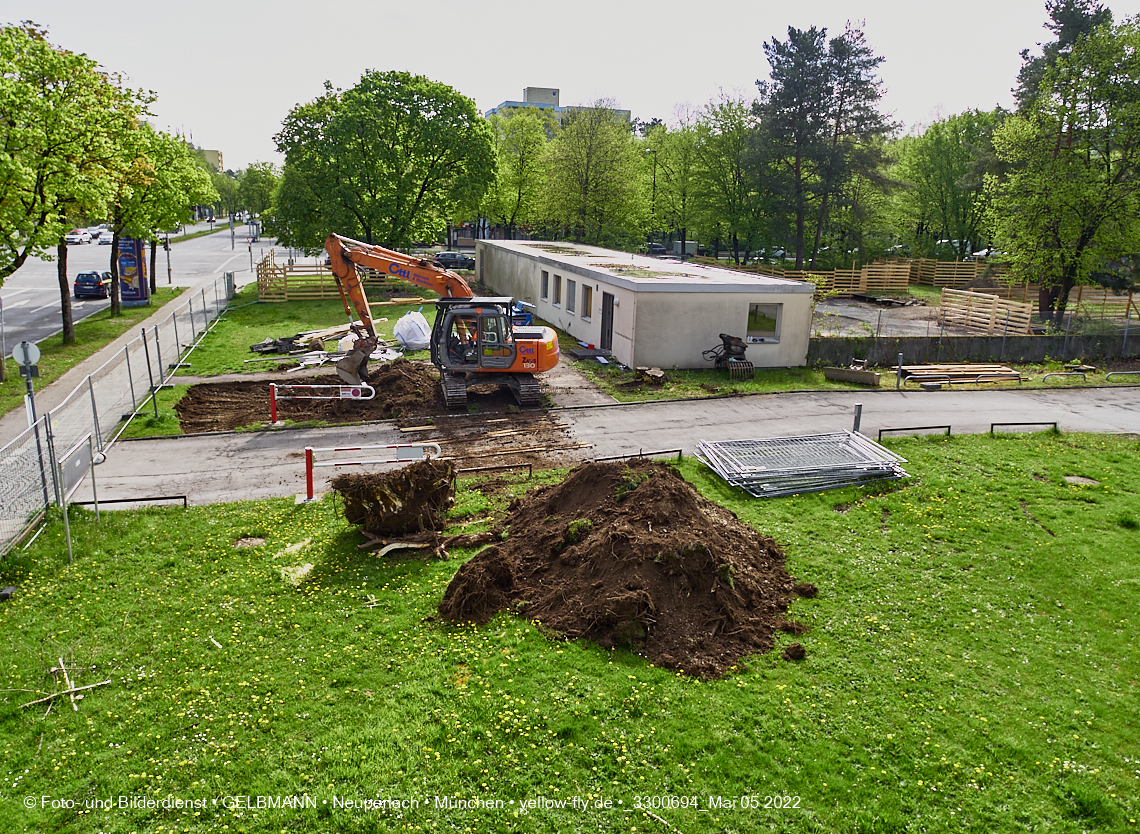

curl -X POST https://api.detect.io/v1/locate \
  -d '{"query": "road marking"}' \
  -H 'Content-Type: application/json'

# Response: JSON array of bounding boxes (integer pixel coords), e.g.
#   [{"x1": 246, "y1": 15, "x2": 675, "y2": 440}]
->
[
  {"x1": 1, "y1": 299, "x2": 30, "y2": 309},
  {"x1": 1, "y1": 288, "x2": 36, "y2": 298}
]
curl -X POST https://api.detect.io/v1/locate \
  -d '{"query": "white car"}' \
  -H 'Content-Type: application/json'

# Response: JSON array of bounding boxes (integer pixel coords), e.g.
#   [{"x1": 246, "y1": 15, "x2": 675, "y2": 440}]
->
[
  {"x1": 65, "y1": 229, "x2": 92, "y2": 244},
  {"x1": 98, "y1": 231, "x2": 114, "y2": 244}
]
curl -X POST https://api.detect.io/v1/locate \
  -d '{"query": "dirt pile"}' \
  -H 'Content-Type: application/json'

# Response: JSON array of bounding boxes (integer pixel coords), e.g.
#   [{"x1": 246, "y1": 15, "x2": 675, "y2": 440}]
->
[
  {"x1": 438, "y1": 460, "x2": 811, "y2": 678},
  {"x1": 331, "y1": 459, "x2": 456, "y2": 535},
  {"x1": 174, "y1": 359, "x2": 440, "y2": 432}
]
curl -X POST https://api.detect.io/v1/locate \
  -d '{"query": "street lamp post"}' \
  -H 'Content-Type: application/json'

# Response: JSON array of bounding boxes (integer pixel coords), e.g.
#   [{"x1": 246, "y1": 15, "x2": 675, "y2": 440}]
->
[{"x1": 645, "y1": 148, "x2": 657, "y2": 244}]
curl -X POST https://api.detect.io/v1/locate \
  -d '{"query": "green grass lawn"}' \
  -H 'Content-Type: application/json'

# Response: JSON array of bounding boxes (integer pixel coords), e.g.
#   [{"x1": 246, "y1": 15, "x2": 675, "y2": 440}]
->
[
  {"x1": 0, "y1": 290, "x2": 184, "y2": 419},
  {"x1": 1, "y1": 432, "x2": 1137, "y2": 833}
]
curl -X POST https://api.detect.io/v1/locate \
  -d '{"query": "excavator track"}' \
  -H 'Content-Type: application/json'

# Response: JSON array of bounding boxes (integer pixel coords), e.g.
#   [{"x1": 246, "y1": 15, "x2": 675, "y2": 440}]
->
[
  {"x1": 442, "y1": 374, "x2": 469, "y2": 410},
  {"x1": 512, "y1": 374, "x2": 543, "y2": 407}
]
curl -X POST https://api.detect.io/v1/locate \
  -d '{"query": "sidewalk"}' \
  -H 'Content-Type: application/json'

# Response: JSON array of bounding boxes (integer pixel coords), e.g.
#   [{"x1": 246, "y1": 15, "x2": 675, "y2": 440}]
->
[{"x1": 0, "y1": 263, "x2": 257, "y2": 447}]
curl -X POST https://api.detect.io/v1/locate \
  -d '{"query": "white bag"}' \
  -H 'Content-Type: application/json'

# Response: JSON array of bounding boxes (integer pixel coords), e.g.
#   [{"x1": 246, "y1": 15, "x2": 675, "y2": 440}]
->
[{"x1": 392, "y1": 311, "x2": 432, "y2": 350}]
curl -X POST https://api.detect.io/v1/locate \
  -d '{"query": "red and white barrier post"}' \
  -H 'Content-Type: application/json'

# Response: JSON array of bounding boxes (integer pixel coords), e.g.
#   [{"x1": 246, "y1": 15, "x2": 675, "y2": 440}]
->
[{"x1": 302, "y1": 442, "x2": 442, "y2": 501}]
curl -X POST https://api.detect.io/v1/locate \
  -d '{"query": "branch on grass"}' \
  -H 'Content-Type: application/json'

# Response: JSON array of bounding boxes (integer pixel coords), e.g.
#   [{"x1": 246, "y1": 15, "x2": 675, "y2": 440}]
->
[{"x1": 19, "y1": 680, "x2": 111, "y2": 709}]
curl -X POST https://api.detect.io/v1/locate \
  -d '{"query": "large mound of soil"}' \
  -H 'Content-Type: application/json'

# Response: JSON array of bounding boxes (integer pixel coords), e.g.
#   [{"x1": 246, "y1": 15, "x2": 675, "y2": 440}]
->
[
  {"x1": 174, "y1": 359, "x2": 441, "y2": 432},
  {"x1": 438, "y1": 460, "x2": 810, "y2": 678}
]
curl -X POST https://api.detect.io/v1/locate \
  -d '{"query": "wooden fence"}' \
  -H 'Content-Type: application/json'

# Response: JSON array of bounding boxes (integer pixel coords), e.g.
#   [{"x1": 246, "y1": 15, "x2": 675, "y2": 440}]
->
[
  {"x1": 256, "y1": 251, "x2": 413, "y2": 302},
  {"x1": 713, "y1": 260, "x2": 911, "y2": 296},
  {"x1": 940, "y1": 289, "x2": 1033, "y2": 335}
]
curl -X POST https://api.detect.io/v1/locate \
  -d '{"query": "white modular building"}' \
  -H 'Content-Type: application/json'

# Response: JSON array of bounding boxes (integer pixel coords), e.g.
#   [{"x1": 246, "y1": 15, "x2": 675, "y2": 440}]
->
[{"x1": 474, "y1": 240, "x2": 815, "y2": 369}]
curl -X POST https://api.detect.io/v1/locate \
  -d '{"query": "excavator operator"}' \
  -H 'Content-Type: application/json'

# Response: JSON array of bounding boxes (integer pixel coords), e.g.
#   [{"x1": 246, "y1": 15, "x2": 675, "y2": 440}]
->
[{"x1": 447, "y1": 315, "x2": 478, "y2": 365}]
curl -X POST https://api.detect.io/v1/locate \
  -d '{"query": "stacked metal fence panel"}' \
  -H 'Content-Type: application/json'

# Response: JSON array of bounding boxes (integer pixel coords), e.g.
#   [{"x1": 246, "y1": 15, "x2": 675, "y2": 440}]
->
[
  {"x1": 696, "y1": 431, "x2": 908, "y2": 497},
  {"x1": 0, "y1": 273, "x2": 234, "y2": 558}
]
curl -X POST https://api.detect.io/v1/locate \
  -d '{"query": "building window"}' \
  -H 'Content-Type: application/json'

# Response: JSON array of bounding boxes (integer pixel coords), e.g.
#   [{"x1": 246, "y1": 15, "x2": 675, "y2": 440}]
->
[
  {"x1": 746, "y1": 303, "x2": 782, "y2": 343},
  {"x1": 553, "y1": 274, "x2": 562, "y2": 306},
  {"x1": 581, "y1": 285, "x2": 593, "y2": 319},
  {"x1": 541, "y1": 270, "x2": 549, "y2": 300},
  {"x1": 567, "y1": 279, "x2": 576, "y2": 313}
]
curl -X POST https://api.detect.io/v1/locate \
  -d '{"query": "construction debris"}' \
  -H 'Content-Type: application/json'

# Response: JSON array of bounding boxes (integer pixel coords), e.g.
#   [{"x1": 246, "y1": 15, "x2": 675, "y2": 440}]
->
[
  {"x1": 895, "y1": 363, "x2": 1021, "y2": 384},
  {"x1": 696, "y1": 431, "x2": 908, "y2": 497}
]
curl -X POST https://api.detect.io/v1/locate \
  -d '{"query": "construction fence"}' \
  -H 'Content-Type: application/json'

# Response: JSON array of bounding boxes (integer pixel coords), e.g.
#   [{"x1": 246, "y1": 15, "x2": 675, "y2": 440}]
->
[
  {"x1": 256, "y1": 250, "x2": 435, "y2": 302},
  {"x1": 0, "y1": 273, "x2": 235, "y2": 559}
]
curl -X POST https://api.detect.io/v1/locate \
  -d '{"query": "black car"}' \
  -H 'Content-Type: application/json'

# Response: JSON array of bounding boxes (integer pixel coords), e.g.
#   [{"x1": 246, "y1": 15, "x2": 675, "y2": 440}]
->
[
  {"x1": 433, "y1": 251, "x2": 474, "y2": 270},
  {"x1": 73, "y1": 270, "x2": 110, "y2": 299},
  {"x1": 644, "y1": 242, "x2": 667, "y2": 256}
]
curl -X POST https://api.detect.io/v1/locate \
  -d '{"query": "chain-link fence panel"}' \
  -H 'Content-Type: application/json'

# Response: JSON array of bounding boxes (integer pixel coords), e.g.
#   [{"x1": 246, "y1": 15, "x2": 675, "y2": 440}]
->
[
  {"x1": 1, "y1": 274, "x2": 234, "y2": 558},
  {"x1": 0, "y1": 418, "x2": 55, "y2": 557}
]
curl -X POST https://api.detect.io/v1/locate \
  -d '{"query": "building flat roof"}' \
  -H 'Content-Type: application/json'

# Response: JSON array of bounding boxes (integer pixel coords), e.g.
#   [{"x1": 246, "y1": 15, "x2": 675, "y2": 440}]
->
[{"x1": 480, "y1": 240, "x2": 814, "y2": 295}]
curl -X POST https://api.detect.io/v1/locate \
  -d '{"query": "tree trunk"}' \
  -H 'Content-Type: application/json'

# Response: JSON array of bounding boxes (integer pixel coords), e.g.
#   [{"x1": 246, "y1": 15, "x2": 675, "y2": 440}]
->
[
  {"x1": 58, "y1": 242, "x2": 75, "y2": 345},
  {"x1": 149, "y1": 239, "x2": 157, "y2": 294},
  {"x1": 109, "y1": 232, "x2": 122, "y2": 317}
]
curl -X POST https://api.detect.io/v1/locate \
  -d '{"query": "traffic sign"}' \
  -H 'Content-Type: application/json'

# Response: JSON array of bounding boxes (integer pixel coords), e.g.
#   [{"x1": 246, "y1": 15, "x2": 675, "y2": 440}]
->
[{"x1": 13, "y1": 340, "x2": 40, "y2": 366}]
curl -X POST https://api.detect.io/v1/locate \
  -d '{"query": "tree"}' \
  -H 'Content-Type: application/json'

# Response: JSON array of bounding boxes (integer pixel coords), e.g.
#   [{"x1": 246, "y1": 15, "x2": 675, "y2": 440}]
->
[
  {"x1": 481, "y1": 108, "x2": 552, "y2": 239},
  {"x1": 756, "y1": 23, "x2": 891, "y2": 268},
  {"x1": 541, "y1": 101, "x2": 645, "y2": 246},
  {"x1": 0, "y1": 23, "x2": 145, "y2": 354},
  {"x1": 987, "y1": 19, "x2": 1140, "y2": 324},
  {"x1": 692, "y1": 95, "x2": 769, "y2": 265},
  {"x1": 893, "y1": 110, "x2": 1003, "y2": 258},
  {"x1": 106, "y1": 124, "x2": 217, "y2": 314},
  {"x1": 1014, "y1": 0, "x2": 1111, "y2": 112},
  {"x1": 646, "y1": 117, "x2": 700, "y2": 257},
  {"x1": 237, "y1": 162, "x2": 279, "y2": 217},
  {"x1": 275, "y1": 72, "x2": 495, "y2": 250}
]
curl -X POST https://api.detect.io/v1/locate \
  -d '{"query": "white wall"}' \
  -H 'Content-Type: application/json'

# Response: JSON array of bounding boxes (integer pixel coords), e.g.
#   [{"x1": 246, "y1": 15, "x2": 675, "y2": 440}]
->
[{"x1": 476, "y1": 242, "x2": 812, "y2": 368}]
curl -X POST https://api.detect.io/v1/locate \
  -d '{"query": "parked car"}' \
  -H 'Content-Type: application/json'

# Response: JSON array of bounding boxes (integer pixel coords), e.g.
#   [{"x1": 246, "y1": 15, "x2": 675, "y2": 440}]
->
[
  {"x1": 433, "y1": 251, "x2": 474, "y2": 270},
  {"x1": 644, "y1": 242, "x2": 667, "y2": 256},
  {"x1": 73, "y1": 270, "x2": 110, "y2": 299},
  {"x1": 98, "y1": 231, "x2": 114, "y2": 244},
  {"x1": 65, "y1": 228, "x2": 92, "y2": 244}
]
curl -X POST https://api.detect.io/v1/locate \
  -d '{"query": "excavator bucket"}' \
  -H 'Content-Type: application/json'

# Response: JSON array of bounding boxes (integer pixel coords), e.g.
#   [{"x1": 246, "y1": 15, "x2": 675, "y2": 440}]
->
[{"x1": 336, "y1": 350, "x2": 368, "y2": 386}]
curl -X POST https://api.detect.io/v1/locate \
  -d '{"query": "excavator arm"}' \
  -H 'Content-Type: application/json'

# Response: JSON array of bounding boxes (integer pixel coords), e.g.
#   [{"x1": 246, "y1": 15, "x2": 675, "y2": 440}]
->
[
  {"x1": 323, "y1": 234, "x2": 474, "y2": 385},
  {"x1": 324, "y1": 234, "x2": 472, "y2": 333}
]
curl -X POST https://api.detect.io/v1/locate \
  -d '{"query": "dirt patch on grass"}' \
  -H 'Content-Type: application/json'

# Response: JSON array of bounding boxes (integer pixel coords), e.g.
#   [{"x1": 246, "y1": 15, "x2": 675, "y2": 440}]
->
[
  {"x1": 438, "y1": 459, "x2": 811, "y2": 678},
  {"x1": 175, "y1": 359, "x2": 444, "y2": 432}
]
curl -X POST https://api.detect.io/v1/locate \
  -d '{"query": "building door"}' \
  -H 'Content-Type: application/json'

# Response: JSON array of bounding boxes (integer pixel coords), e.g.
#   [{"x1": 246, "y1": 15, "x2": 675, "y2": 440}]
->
[{"x1": 600, "y1": 292, "x2": 614, "y2": 351}]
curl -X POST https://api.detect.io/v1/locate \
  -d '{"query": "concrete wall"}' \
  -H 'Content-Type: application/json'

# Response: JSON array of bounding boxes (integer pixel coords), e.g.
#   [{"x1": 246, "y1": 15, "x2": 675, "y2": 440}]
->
[
  {"x1": 807, "y1": 333, "x2": 1140, "y2": 367},
  {"x1": 635, "y1": 291, "x2": 812, "y2": 369},
  {"x1": 477, "y1": 241, "x2": 814, "y2": 369}
]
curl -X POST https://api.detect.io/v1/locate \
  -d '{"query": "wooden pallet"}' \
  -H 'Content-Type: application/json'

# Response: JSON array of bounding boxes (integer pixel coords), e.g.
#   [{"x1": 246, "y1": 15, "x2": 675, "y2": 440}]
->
[{"x1": 895, "y1": 363, "x2": 1022, "y2": 383}]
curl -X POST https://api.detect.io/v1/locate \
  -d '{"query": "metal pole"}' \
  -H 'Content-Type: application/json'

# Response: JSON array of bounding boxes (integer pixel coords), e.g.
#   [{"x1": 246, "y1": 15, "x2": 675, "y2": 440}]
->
[
  {"x1": 32, "y1": 415, "x2": 50, "y2": 508},
  {"x1": 896, "y1": 352, "x2": 903, "y2": 390},
  {"x1": 165, "y1": 232, "x2": 172, "y2": 284},
  {"x1": 853, "y1": 403, "x2": 863, "y2": 434},
  {"x1": 44, "y1": 416, "x2": 60, "y2": 507},
  {"x1": 874, "y1": 309, "x2": 883, "y2": 362},
  {"x1": 201, "y1": 287, "x2": 208, "y2": 329},
  {"x1": 88, "y1": 436, "x2": 99, "y2": 522},
  {"x1": 124, "y1": 345, "x2": 137, "y2": 411},
  {"x1": 87, "y1": 377, "x2": 103, "y2": 453},
  {"x1": 305, "y1": 447, "x2": 314, "y2": 500},
  {"x1": 153, "y1": 325, "x2": 164, "y2": 386},
  {"x1": 1062, "y1": 310, "x2": 1073, "y2": 361},
  {"x1": 141, "y1": 328, "x2": 158, "y2": 419},
  {"x1": 1124, "y1": 307, "x2": 1131, "y2": 355},
  {"x1": 188, "y1": 295, "x2": 197, "y2": 340},
  {"x1": 172, "y1": 313, "x2": 181, "y2": 368}
]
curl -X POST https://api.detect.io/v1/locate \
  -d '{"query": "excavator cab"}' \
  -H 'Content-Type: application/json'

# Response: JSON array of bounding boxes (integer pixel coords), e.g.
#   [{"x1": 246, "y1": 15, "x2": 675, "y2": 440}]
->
[{"x1": 430, "y1": 297, "x2": 559, "y2": 409}]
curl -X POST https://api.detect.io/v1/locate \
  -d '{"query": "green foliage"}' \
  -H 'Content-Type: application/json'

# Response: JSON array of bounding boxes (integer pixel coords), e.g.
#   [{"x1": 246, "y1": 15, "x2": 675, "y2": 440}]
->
[
  {"x1": 481, "y1": 108, "x2": 552, "y2": 238},
  {"x1": 540, "y1": 101, "x2": 646, "y2": 246},
  {"x1": 987, "y1": 18, "x2": 1140, "y2": 324},
  {"x1": 0, "y1": 23, "x2": 149, "y2": 283},
  {"x1": 274, "y1": 72, "x2": 495, "y2": 252},
  {"x1": 237, "y1": 161, "x2": 279, "y2": 216},
  {"x1": 1, "y1": 434, "x2": 1138, "y2": 831},
  {"x1": 892, "y1": 110, "x2": 1003, "y2": 259},
  {"x1": 614, "y1": 469, "x2": 653, "y2": 501}
]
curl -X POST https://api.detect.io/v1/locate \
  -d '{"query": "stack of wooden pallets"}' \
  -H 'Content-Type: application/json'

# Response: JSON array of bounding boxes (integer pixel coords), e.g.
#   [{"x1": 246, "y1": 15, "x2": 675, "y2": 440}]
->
[{"x1": 895, "y1": 363, "x2": 1022, "y2": 384}]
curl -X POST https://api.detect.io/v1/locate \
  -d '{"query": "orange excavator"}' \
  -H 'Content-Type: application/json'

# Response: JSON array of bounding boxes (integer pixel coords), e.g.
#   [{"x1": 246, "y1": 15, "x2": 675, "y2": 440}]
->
[{"x1": 323, "y1": 234, "x2": 560, "y2": 409}]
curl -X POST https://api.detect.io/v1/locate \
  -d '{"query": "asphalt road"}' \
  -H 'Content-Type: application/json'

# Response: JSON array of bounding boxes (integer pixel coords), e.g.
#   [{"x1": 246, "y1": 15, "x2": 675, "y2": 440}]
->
[
  {"x1": 0, "y1": 222, "x2": 285, "y2": 348},
  {"x1": 71, "y1": 385, "x2": 1140, "y2": 507}
]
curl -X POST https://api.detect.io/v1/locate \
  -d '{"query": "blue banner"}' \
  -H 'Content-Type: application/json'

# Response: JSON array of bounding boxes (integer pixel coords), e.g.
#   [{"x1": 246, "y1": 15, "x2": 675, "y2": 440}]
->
[{"x1": 116, "y1": 237, "x2": 150, "y2": 307}]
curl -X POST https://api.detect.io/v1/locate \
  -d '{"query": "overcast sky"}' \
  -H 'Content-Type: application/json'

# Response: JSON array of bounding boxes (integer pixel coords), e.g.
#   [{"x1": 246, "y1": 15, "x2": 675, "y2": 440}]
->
[{"x1": 7, "y1": 0, "x2": 1140, "y2": 170}]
